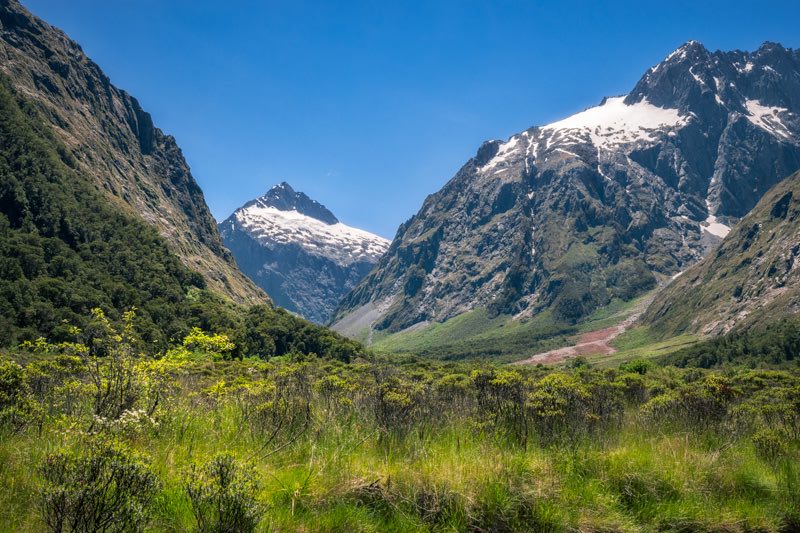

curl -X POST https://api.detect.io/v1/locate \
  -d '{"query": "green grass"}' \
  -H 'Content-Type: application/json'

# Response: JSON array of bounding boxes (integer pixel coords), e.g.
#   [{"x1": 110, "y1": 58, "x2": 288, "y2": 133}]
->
[
  {"x1": 371, "y1": 308, "x2": 576, "y2": 361},
  {"x1": 372, "y1": 293, "x2": 655, "y2": 362},
  {"x1": 588, "y1": 331, "x2": 699, "y2": 368},
  {"x1": 2, "y1": 349, "x2": 799, "y2": 532}
]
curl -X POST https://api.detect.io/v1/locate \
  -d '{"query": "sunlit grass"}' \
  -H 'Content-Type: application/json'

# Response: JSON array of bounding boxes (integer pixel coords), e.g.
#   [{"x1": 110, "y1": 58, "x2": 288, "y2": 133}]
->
[{"x1": 1, "y1": 352, "x2": 798, "y2": 532}]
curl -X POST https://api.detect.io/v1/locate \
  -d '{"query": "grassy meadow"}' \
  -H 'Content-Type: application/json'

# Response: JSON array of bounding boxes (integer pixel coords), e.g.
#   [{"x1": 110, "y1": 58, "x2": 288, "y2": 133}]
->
[{"x1": 1, "y1": 310, "x2": 799, "y2": 532}]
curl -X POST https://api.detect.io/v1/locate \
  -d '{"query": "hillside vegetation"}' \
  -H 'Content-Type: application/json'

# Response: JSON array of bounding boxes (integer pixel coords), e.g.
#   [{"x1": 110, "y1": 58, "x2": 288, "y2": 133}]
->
[
  {"x1": 0, "y1": 78, "x2": 358, "y2": 360},
  {"x1": 644, "y1": 170, "x2": 800, "y2": 337},
  {"x1": 1, "y1": 309, "x2": 798, "y2": 532},
  {"x1": 0, "y1": 0, "x2": 265, "y2": 304}
]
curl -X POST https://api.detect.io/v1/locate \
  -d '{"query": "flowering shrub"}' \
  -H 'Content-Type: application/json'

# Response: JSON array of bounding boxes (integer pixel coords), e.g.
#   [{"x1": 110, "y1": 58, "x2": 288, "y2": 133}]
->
[
  {"x1": 182, "y1": 328, "x2": 235, "y2": 360},
  {"x1": 92, "y1": 408, "x2": 160, "y2": 437},
  {"x1": 0, "y1": 360, "x2": 39, "y2": 431}
]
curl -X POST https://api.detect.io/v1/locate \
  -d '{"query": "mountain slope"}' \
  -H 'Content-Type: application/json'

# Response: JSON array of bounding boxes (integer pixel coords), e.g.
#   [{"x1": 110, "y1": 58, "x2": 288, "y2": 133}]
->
[
  {"x1": 0, "y1": 0, "x2": 264, "y2": 304},
  {"x1": 333, "y1": 41, "x2": 800, "y2": 347},
  {"x1": 220, "y1": 183, "x2": 389, "y2": 323},
  {"x1": 0, "y1": 74, "x2": 221, "y2": 345},
  {"x1": 643, "y1": 170, "x2": 800, "y2": 336}
]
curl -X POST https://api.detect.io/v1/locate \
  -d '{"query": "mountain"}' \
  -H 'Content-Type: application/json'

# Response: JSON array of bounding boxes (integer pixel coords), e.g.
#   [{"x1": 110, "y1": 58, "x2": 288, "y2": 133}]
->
[
  {"x1": 220, "y1": 183, "x2": 390, "y2": 324},
  {"x1": 643, "y1": 170, "x2": 800, "y2": 336},
  {"x1": 332, "y1": 41, "x2": 800, "y2": 346},
  {"x1": 0, "y1": 1, "x2": 366, "y2": 362},
  {"x1": 0, "y1": 0, "x2": 264, "y2": 305}
]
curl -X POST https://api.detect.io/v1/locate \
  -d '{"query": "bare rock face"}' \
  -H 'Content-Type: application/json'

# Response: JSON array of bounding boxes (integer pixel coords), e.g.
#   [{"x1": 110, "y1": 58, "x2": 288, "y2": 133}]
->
[
  {"x1": 0, "y1": 0, "x2": 266, "y2": 304},
  {"x1": 644, "y1": 170, "x2": 800, "y2": 335},
  {"x1": 333, "y1": 41, "x2": 800, "y2": 337},
  {"x1": 220, "y1": 183, "x2": 390, "y2": 323}
]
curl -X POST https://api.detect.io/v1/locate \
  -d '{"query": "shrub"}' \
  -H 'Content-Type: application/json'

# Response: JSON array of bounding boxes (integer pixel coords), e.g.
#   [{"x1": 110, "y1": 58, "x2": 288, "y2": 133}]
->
[
  {"x1": 640, "y1": 374, "x2": 737, "y2": 433},
  {"x1": 752, "y1": 428, "x2": 790, "y2": 464},
  {"x1": 185, "y1": 454, "x2": 262, "y2": 533},
  {"x1": 40, "y1": 439, "x2": 160, "y2": 532},
  {"x1": 232, "y1": 378, "x2": 311, "y2": 450},
  {"x1": 314, "y1": 374, "x2": 357, "y2": 412},
  {"x1": 527, "y1": 372, "x2": 590, "y2": 445},
  {"x1": 0, "y1": 360, "x2": 38, "y2": 431},
  {"x1": 616, "y1": 372, "x2": 648, "y2": 405},
  {"x1": 619, "y1": 358, "x2": 652, "y2": 375},
  {"x1": 373, "y1": 375, "x2": 424, "y2": 439},
  {"x1": 182, "y1": 328, "x2": 236, "y2": 360},
  {"x1": 470, "y1": 369, "x2": 530, "y2": 443}
]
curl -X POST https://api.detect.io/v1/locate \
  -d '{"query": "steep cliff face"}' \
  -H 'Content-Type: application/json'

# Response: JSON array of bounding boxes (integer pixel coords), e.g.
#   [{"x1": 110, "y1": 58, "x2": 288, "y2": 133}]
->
[
  {"x1": 220, "y1": 183, "x2": 389, "y2": 323},
  {"x1": 643, "y1": 170, "x2": 800, "y2": 336},
  {"x1": 333, "y1": 41, "x2": 800, "y2": 339},
  {"x1": 0, "y1": 0, "x2": 265, "y2": 304}
]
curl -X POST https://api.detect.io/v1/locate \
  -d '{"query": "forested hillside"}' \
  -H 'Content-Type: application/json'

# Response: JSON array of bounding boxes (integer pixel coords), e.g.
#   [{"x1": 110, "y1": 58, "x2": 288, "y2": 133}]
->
[
  {"x1": 0, "y1": 77, "x2": 360, "y2": 359},
  {"x1": 0, "y1": 0, "x2": 265, "y2": 304}
]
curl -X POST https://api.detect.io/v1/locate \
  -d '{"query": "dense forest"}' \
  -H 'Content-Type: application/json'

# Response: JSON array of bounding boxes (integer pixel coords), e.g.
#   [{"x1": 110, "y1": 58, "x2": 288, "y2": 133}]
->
[{"x1": 0, "y1": 77, "x2": 359, "y2": 361}]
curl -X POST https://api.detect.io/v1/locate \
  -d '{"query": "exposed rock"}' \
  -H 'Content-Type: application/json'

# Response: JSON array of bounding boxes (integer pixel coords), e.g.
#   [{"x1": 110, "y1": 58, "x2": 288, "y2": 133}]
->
[{"x1": 333, "y1": 41, "x2": 800, "y2": 338}]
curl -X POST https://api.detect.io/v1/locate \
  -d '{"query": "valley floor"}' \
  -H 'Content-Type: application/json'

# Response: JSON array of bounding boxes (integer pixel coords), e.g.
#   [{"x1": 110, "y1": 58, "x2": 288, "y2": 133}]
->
[{"x1": 514, "y1": 307, "x2": 644, "y2": 365}]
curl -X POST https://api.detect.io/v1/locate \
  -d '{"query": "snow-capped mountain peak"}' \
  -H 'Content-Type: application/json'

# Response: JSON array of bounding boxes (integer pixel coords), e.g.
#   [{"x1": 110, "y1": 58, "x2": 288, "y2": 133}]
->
[
  {"x1": 231, "y1": 202, "x2": 389, "y2": 266},
  {"x1": 245, "y1": 182, "x2": 339, "y2": 225},
  {"x1": 333, "y1": 41, "x2": 800, "y2": 336},
  {"x1": 220, "y1": 183, "x2": 390, "y2": 323}
]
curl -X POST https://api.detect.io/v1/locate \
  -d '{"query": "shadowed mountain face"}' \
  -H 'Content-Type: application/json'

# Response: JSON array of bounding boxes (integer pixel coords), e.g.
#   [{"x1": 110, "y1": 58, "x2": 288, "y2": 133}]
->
[
  {"x1": 220, "y1": 183, "x2": 389, "y2": 324},
  {"x1": 0, "y1": 0, "x2": 265, "y2": 304},
  {"x1": 643, "y1": 170, "x2": 800, "y2": 337},
  {"x1": 333, "y1": 41, "x2": 800, "y2": 338}
]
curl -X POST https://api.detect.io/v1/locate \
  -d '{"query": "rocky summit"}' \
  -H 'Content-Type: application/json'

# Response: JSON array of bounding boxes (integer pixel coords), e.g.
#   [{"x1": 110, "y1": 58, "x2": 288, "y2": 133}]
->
[
  {"x1": 332, "y1": 41, "x2": 800, "y2": 339},
  {"x1": 220, "y1": 183, "x2": 390, "y2": 323}
]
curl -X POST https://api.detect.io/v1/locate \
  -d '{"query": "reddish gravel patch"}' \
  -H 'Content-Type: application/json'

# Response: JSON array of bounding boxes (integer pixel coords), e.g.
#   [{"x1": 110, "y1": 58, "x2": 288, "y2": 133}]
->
[{"x1": 514, "y1": 304, "x2": 647, "y2": 366}]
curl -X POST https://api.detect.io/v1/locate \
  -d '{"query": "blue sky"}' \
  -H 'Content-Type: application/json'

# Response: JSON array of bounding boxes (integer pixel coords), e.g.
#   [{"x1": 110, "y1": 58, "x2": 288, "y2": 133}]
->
[{"x1": 22, "y1": 0, "x2": 800, "y2": 239}]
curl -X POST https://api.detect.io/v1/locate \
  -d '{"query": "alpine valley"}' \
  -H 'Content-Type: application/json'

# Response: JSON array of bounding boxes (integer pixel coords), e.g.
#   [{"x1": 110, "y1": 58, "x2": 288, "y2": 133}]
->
[{"x1": 2, "y1": 0, "x2": 800, "y2": 530}]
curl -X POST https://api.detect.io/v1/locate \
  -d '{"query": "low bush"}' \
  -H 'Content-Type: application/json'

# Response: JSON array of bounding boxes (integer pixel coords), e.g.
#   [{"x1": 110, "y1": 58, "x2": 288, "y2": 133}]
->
[
  {"x1": 185, "y1": 454, "x2": 262, "y2": 533},
  {"x1": 40, "y1": 439, "x2": 160, "y2": 532}
]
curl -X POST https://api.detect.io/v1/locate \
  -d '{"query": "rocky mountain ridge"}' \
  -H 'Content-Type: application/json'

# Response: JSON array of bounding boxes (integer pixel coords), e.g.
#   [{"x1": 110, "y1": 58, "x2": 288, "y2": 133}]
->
[
  {"x1": 333, "y1": 40, "x2": 800, "y2": 341},
  {"x1": 0, "y1": 0, "x2": 265, "y2": 304},
  {"x1": 220, "y1": 183, "x2": 389, "y2": 323}
]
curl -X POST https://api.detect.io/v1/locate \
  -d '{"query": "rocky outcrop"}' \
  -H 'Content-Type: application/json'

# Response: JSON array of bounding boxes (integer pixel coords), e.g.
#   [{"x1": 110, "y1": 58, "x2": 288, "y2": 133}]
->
[
  {"x1": 0, "y1": 0, "x2": 265, "y2": 304},
  {"x1": 220, "y1": 183, "x2": 389, "y2": 323},
  {"x1": 333, "y1": 41, "x2": 800, "y2": 338}
]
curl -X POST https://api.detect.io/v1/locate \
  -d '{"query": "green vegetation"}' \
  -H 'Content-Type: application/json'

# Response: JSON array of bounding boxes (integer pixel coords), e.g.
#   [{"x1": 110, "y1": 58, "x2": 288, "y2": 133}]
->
[
  {"x1": 643, "y1": 170, "x2": 800, "y2": 338},
  {"x1": 371, "y1": 308, "x2": 575, "y2": 361},
  {"x1": 1, "y1": 309, "x2": 799, "y2": 531},
  {"x1": 372, "y1": 294, "x2": 649, "y2": 361},
  {"x1": 0, "y1": 77, "x2": 359, "y2": 362},
  {"x1": 664, "y1": 315, "x2": 800, "y2": 368}
]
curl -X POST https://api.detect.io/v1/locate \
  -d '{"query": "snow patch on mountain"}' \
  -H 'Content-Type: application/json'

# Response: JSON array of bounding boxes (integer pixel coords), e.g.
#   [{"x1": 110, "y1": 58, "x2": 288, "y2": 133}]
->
[
  {"x1": 481, "y1": 136, "x2": 521, "y2": 172},
  {"x1": 233, "y1": 205, "x2": 389, "y2": 267},
  {"x1": 480, "y1": 97, "x2": 689, "y2": 173},
  {"x1": 541, "y1": 96, "x2": 688, "y2": 149},
  {"x1": 744, "y1": 100, "x2": 795, "y2": 141},
  {"x1": 702, "y1": 214, "x2": 731, "y2": 238}
]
